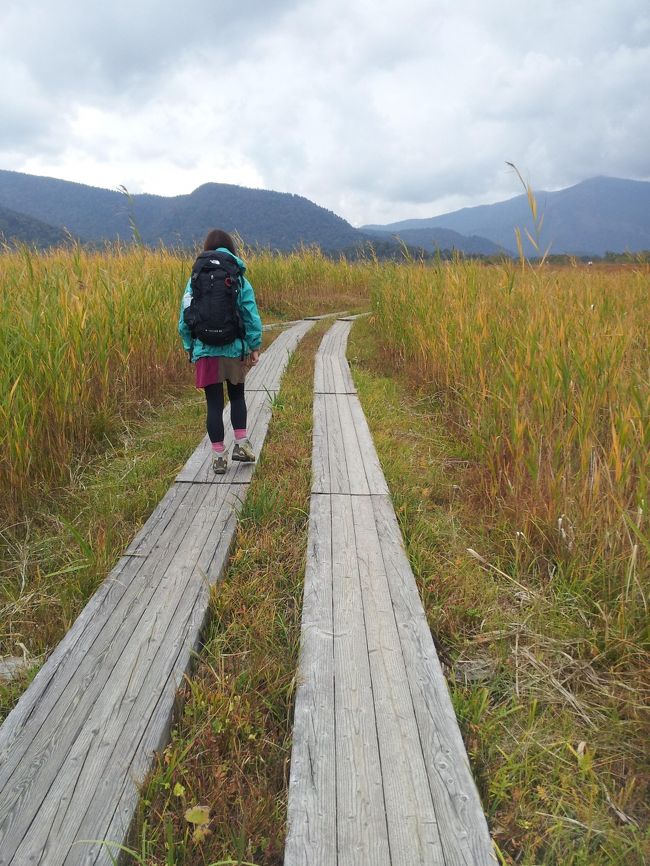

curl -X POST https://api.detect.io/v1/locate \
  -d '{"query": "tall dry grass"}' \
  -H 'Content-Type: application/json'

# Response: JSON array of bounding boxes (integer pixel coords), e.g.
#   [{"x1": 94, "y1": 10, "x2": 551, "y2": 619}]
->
[
  {"x1": 0, "y1": 243, "x2": 188, "y2": 516},
  {"x1": 244, "y1": 245, "x2": 370, "y2": 316},
  {"x1": 0, "y1": 243, "x2": 370, "y2": 519},
  {"x1": 370, "y1": 256, "x2": 649, "y2": 646}
]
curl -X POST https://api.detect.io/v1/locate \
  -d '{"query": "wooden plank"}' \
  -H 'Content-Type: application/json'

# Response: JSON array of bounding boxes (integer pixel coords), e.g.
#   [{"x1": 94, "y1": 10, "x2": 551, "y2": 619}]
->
[
  {"x1": 284, "y1": 493, "x2": 336, "y2": 866},
  {"x1": 0, "y1": 482, "x2": 202, "y2": 787},
  {"x1": 51, "y1": 487, "x2": 240, "y2": 865},
  {"x1": 262, "y1": 318, "x2": 304, "y2": 331},
  {"x1": 0, "y1": 484, "x2": 228, "y2": 860},
  {"x1": 331, "y1": 493, "x2": 390, "y2": 866},
  {"x1": 0, "y1": 482, "x2": 192, "y2": 767},
  {"x1": 351, "y1": 496, "x2": 444, "y2": 865},
  {"x1": 1, "y1": 484, "x2": 240, "y2": 865},
  {"x1": 313, "y1": 353, "x2": 327, "y2": 395},
  {"x1": 334, "y1": 394, "x2": 370, "y2": 495},
  {"x1": 0, "y1": 322, "x2": 314, "y2": 865},
  {"x1": 347, "y1": 396, "x2": 390, "y2": 495},
  {"x1": 332, "y1": 323, "x2": 354, "y2": 394},
  {"x1": 311, "y1": 395, "x2": 387, "y2": 496},
  {"x1": 313, "y1": 321, "x2": 337, "y2": 395},
  {"x1": 311, "y1": 394, "x2": 342, "y2": 495},
  {"x1": 304, "y1": 311, "x2": 349, "y2": 320},
  {"x1": 311, "y1": 394, "x2": 330, "y2": 497},
  {"x1": 372, "y1": 495, "x2": 495, "y2": 866},
  {"x1": 314, "y1": 321, "x2": 355, "y2": 396}
]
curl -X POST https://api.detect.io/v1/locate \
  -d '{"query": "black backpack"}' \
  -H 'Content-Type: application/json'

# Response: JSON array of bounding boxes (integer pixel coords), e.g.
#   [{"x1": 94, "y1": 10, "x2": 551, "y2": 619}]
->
[{"x1": 183, "y1": 251, "x2": 246, "y2": 348}]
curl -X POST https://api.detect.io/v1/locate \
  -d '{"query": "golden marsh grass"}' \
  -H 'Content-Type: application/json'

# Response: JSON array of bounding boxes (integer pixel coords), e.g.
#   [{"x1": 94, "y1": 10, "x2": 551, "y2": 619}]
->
[
  {"x1": 0, "y1": 243, "x2": 369, "y2": 519},
  {"x1": 370, "y1": 259, "x2": 649, "y2": 582}
]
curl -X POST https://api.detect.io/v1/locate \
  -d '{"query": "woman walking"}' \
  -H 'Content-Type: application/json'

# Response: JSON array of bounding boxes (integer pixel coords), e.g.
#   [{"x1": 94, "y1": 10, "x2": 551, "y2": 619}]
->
[{"x1": 179, "y1": 229, "x2": 263, "y2": 474}]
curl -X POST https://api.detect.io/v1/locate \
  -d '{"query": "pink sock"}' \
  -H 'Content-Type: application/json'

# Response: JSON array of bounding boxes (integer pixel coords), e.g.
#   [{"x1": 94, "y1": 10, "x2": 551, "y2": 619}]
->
[
  {"x1": 211, "y1": 442, "x2": 225, "y2": 453},
  {"x1": 234, "y1": 429, "x2": 247, "y2": 441}
]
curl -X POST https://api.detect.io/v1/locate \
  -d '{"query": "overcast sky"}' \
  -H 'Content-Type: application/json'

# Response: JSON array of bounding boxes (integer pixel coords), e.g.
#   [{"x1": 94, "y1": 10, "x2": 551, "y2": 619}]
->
[{"x1": 1, "y1": 0, "x2": 649, "y2": 225}]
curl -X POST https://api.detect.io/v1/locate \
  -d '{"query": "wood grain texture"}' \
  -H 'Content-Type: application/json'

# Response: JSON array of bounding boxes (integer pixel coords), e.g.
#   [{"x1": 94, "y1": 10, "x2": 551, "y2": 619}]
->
[
  {"x1": 284, "y1": 493, "x2": 336, "y2": 866},
  {"x1": 0, "y1": 484, "x2": 239, "y2": 866},
  {"x1": 314, "y1": 320, "x2": 356, "y2": 395},
  {"x1": 372, "y1": 496, "x2": 495, "y2": 866},
  {"x1": 0, "y1": 483, "x2": 201, "y2": 787},
  {"x1": 351, "y1": 495, "x2": 444, "y2": 866},
  {"x1": 331, "y1": 493, "x2": 390, "y2": 866},
  {"x1": 311, "y1": 394, "x2": 388, "y2": 496}
]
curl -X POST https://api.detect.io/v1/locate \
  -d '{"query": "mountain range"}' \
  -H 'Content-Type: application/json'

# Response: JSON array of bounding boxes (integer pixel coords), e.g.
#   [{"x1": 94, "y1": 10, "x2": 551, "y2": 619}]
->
[
  {"x1": 0, "y1": 169, "x2": 648, "y2": 257},
  {"x1": 363, "y1": 176, "x2": 650, "y2": 256}
]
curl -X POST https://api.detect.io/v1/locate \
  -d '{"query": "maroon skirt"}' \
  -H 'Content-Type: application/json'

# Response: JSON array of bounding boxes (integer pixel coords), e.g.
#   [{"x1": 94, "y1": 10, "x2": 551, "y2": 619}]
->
[{"x1": 194, "y1": 356, "x2": 247, "y2": 388}]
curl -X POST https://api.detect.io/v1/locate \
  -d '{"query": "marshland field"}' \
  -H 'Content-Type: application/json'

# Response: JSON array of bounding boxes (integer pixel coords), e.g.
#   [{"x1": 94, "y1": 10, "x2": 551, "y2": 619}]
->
[{"x1": 0, "y1": 244, "x2": 648, "y2": 865}]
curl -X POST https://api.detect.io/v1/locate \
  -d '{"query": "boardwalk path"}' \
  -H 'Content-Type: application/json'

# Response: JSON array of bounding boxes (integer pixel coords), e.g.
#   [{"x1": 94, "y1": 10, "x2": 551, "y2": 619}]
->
[
  {"x1": 285, "y1": 321, "x2": 495, "y2": 865},
  {"x1": 0, "y1": 320, "x2": 314, "y2": 866},
  {"x1": 0, "y1": 315, "x2": 493, "y2": 865}
]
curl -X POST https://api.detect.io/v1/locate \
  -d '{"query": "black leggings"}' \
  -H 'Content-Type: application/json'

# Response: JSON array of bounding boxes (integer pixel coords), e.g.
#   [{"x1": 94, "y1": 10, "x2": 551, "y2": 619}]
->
[{"x1": 204, "y1": 381, "x2": 247, "y2": 443}]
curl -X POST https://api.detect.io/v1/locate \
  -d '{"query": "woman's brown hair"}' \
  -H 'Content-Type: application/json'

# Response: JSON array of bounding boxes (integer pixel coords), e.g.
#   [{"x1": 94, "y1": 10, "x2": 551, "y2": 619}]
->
[{"x1": 203, "y1": 228, "x2": 237, "y2": 255}]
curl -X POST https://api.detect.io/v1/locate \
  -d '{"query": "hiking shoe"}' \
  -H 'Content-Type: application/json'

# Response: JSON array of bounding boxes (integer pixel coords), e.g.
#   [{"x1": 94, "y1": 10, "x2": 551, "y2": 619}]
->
[
  {"x1": 212, "y1": 453, "x2": 228, "y2": 475},
  {"x1": 232, "y1": 439, "x2": 256, "y2": 463}
]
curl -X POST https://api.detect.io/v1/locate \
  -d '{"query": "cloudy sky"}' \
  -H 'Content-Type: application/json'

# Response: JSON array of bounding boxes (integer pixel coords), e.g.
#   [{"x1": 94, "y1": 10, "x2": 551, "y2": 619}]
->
[{"x1": 1, "y1": 0, "x2": 649, "y2": 225}]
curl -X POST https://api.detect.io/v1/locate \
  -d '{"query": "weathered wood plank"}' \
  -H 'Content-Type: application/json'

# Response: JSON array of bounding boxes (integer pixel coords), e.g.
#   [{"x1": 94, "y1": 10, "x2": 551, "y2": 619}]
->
[
  {"x1": 262, "y1": 318, "x2": 304, "y2": 331},
  {"x1": 331, "y1": 493, "x2": 390, "y2": 866},
  {"x1": 312, "y1": 395, "x2": 350, "y2": 495},
  {"x1": 331, "y1": 323, "x2": 353, "y2": 394},
  {"x1": 351, "y1": 495, "x2": 444, "y2": 865},
  {"x1": 372, "y1": 495, "x2": 495, "y2": 866},
  {"x1": 0, "y1": 482, "x2": 202, "y2": 786},
  {"x1": 42, "y1": 487, "x2": 240, "y2": 865},
  {"x1": 310, "y1": 394, "x2": 330, "y2": 497},
  {"x1": 311, "y1": 394, "x2": 388, "y2": 496},
  {"x1": 314, "y1": 320, "x2": 355, "y2": 395},
  {"x1": 0, "y1": 484, "x2": 239, "y2": 865},
  {"x1": 0, "y1": 483, "x2": 189, "y2": 765},
  {"x1": 347, "y1": 395, "x2": 390, "y2": 496},
  {"x1": 252, "y1": 319, "x2": 314, "y2": 392},
  {"x1": 284, "y1": 493, "x2": 336, "y2": 866},
  {"x1": 334, "y1": 393, "x2": 371, "y2": 495}
]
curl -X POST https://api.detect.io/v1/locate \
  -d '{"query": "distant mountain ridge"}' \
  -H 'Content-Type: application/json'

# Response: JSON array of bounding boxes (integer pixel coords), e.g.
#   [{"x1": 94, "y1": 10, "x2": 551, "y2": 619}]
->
[
  {"x1": 364, "y1": 176, "x2": 650, "y2": 256},
  {"x1": 0, "y1": 169, "x2": 508, "y2": 257},
  {"x1": 362, "y1": 225, "x2": 504, "y2": 256},
  {"x1": 0, "y1": 204, "x2": 73, "y2": 248},
  {"x1": 1, "y1": 170, "x2": 648, "y2": 256},
  {"x1": 0, "y1": 169, "x2": 361, "y2": 251}
]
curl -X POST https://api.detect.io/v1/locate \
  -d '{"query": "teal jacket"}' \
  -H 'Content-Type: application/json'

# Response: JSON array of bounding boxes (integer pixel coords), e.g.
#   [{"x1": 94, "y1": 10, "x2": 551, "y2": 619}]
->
[{"x1": 178, "y1": 248, "x2": 262, "y2": 361}]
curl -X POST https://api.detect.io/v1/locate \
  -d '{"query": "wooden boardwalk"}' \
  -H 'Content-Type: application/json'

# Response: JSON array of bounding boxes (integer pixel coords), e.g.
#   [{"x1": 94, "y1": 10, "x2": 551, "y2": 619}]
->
[
  {"x1": 284, "y1": 321, "x2": 495, "y2": 865},
  {"x1": 0, "y1": 320, "x2": 313, "y2": 866}
]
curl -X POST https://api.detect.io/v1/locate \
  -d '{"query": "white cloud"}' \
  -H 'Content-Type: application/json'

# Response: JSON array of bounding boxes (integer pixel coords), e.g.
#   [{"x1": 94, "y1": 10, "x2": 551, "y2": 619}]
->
[{"x1": 0, "y1": 0, "x2": 648, "y2": 224}]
